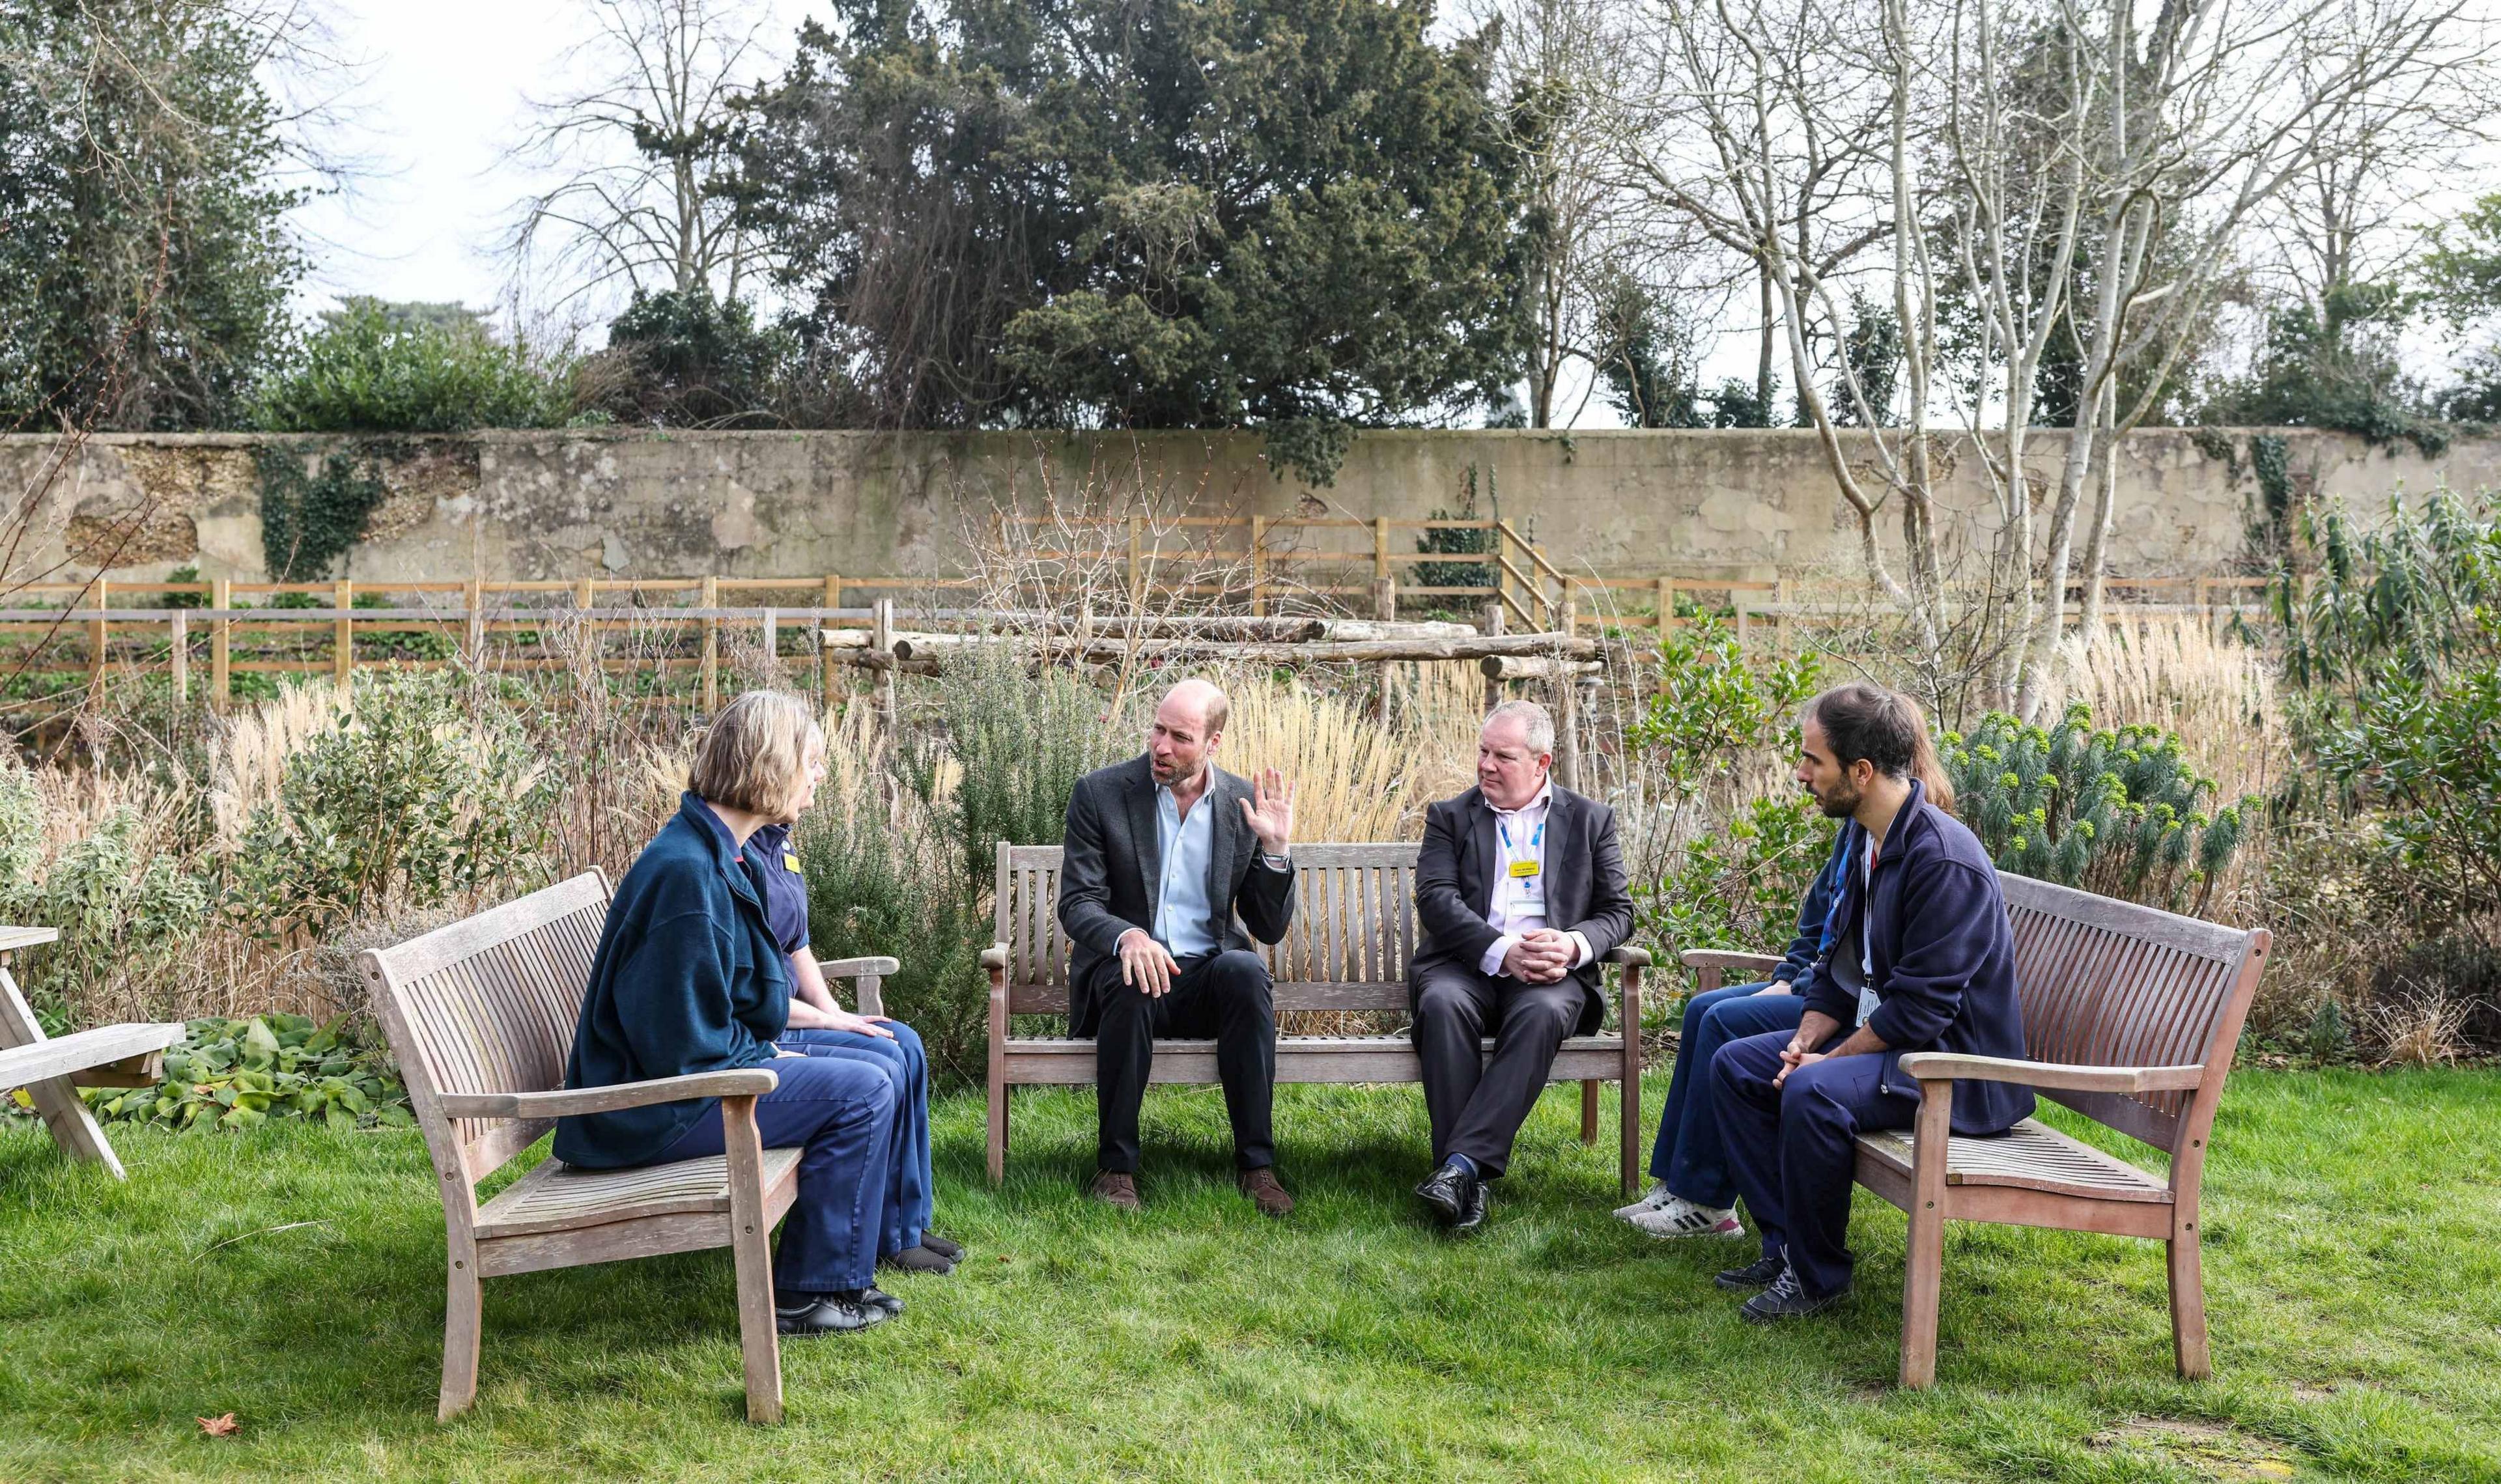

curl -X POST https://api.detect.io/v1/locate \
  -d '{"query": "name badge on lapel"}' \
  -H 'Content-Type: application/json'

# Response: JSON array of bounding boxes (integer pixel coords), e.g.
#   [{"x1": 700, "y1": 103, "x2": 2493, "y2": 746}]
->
[{"x1": 784, "y1": 854, "x2": 803, "y2": 875}]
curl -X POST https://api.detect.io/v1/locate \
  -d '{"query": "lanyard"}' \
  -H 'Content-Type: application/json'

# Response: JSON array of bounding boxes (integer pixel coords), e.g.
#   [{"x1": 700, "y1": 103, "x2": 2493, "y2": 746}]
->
[{"x1": 1497, "y1": 816, "x2": 1544, "y2": 854}]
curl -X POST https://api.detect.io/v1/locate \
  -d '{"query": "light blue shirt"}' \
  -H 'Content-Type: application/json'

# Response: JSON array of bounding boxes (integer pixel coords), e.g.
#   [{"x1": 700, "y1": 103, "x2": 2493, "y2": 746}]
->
[{"x1": 1152, "y1": 784, "x2": 1221, "y2": 959}]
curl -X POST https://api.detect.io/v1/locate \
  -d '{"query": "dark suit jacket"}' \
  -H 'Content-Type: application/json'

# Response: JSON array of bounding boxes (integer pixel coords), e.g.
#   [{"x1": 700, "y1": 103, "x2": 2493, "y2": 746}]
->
[
  {"x1": 1409, "y1": 783, "x2": 1634, "y2": 1037},
  {"x1": 1056, "y1": 753, "x2": 1297, "y2": 1037},
  {"x1": 1800, "y1": 779, "x2": 2035, "y2": 1136}
]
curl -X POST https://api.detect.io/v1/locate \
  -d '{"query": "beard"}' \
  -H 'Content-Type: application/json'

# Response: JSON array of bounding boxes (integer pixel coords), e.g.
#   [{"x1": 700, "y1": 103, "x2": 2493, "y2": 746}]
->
[{"x1": 1809, "y1": 776, "x2": 1860, "y2": 819}]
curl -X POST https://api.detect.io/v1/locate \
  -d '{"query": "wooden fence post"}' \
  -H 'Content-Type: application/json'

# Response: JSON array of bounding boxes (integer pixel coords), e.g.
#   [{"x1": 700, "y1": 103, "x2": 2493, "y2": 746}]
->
[
  {"x1": 1482, "y1": 600, "x2": 1505, "y2": 715},
  {"x1": 1656, "y1": 575, "x2": 1674, "y2": 634},
  {"x1": 1249, "y1": 516, "x2": 1266, "y2": 616},
  {"x1": 463, "y1": 578, "x2": 485, "y2": 668},
  {"x1": 87, "y1": 578, "x2": 107, "y2": 698},
  {"x1": 1372, "y1": 516, "x2": 1392, "y2": 620},
  {"x1": 821, "y1": 573, "x2": 843, "y2": 706},
  {"x1": 210, "y1": 578, "x2": 231, "y2": 708},
  {"x1": 169, "y1": 612, "x2": 189, "y2": 705},
  {"x1": 873, "y1": 597, "x2": 896, "y2": 729},
  {"x1": 333, "y1": 580, "x2": 354, "y2": 694},
  {"x1": 701, "y1": 575, "x2": 721, "y2": 711},
  {"x1": 1554, "y1": 592, "x2": 1580, "y2": 792}
]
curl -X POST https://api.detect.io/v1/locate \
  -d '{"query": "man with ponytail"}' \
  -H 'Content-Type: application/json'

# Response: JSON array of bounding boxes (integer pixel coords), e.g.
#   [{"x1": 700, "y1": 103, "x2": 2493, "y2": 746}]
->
[{"x1": 1708, "y1": 682, "x2": 2030, "y2": 1323}]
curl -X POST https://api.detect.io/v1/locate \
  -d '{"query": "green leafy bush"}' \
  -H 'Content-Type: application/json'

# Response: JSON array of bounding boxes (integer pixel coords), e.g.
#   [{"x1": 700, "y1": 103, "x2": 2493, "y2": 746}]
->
[
  {"x1": 589, "y1": 290, "x2": 793, "y2": 428},
  {"x1": 1942, "y1": 705, "x2": 2254, "y2": 914},
  {"x1": 252, "y1": 298, "x2": 576, "y2": 433},
  {"x1": 78, "y1": 1014, "x2": 411, "y2": 1132},
  {"x1": 224, "y1": 675, "x2": 557, "y2": 945}
]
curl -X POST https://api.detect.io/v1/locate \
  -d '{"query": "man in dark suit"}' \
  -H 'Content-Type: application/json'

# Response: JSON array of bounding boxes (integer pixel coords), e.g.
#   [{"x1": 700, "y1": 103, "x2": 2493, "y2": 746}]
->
[
  {"x1": 1710, "y1": 681, "x2": 2033, "y2": 1323},
  {"x1": 1058, "y1": 678, "x2": 1299, "y2": 1216},
  {"x1": 1409, "y1": 699, "x2": 1633, "y2": 1231}
]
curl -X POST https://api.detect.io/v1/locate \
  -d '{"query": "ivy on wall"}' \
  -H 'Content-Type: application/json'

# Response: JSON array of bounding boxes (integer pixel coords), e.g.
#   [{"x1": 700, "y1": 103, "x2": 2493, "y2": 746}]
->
[{"x1": 253, "y1": 443, "x2": 389, "y2": 581}]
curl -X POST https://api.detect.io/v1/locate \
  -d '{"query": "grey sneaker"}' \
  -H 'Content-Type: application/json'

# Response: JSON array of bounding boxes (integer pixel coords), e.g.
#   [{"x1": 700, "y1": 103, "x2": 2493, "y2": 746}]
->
[
  {"x1": 1740, "y1": 1264, "x2": 1851, "y2": 1323},
  {"x1": 1714, "y1": 1253, "x2": 1788, "y2": 1291},
  {"x1": 1612, "y1": 1181, "x2": 1675, "y2": 1222},
  {"x1": 1628, "y1": 1197, "x2": 1744, "y2": 1240}
]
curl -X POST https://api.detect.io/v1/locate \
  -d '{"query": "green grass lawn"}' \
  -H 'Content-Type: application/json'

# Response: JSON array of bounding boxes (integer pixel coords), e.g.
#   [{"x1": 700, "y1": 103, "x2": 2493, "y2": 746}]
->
[{"x1": 4, "y1": 1069, "x2": 2498, "y2": 1482}]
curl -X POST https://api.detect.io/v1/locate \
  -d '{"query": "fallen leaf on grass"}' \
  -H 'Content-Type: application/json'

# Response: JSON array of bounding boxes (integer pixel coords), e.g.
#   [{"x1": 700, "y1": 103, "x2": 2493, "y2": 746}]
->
[{"x1": 196, "y1": 1413, "x2": 239, "y2": 1437}]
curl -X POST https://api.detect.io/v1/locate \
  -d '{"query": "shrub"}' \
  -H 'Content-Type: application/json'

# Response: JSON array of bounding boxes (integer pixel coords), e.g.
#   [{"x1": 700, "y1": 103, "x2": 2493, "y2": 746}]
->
[
  {"x1": 252, "y1": 298, "x2": 576, "y2": 433},
  {"x1": 223, "y1": 674, "x2": 557, "y2": 946},
  {"x1": 589, "y1": 290, "x2": 793, "y2": 428},
  {"x1": 1941, "y1": 705, "x2": 2254, "y2": 914}
]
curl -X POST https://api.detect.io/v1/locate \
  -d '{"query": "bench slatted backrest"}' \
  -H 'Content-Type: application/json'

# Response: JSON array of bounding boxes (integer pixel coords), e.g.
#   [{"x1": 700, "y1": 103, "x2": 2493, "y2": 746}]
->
[
  {"x1": 361, "y1": 871, "x2": 613, "y2": 1187},
  {"x1": 995, "y1": 843, "x2": 1420, "y2": 1016},
  {"x1": 1999, "y1": 873, "x2": 2265, "y2": 1153}
]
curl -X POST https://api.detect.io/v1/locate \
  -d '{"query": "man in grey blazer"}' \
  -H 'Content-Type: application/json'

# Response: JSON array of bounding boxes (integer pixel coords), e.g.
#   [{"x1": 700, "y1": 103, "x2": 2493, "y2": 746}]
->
[
  {"x1": 1058, "y1": 679, "x2": 1299, "y2": 1215},
  {"x1": 1409, "y1": 699, "x2": 1633, "y2": 1230}
]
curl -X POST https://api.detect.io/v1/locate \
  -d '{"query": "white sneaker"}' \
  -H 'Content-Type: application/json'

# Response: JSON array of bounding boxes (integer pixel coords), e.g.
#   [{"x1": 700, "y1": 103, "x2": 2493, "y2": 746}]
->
[
  {"x1": 1628, "y1": 1197, "x2": 1744, "y2": 1239},
  {"x1": 1613, "y1": 1181, "x2": 1675, "y2": 1222}
]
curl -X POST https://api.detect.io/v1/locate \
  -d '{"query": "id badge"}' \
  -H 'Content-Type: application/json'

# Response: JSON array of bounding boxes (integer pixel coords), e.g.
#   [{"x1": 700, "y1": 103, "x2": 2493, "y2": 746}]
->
[
  {"x1": 784, "y1": 854, "x2": 803, "y2": 875},
  {"x1": 1508, "y1": 859, "x2": 1541, "y2": 878}
]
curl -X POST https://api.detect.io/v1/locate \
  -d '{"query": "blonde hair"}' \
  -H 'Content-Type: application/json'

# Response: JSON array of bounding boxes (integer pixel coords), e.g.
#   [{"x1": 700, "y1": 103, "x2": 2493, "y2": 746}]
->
[{"x1": 688, "y1": 691, "x2": 824, "y2": 822}]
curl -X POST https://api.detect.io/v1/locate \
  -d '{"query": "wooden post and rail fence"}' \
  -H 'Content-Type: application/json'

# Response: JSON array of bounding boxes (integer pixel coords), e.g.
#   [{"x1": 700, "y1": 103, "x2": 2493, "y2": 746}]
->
[{"x1": 2, "y1": 516, "x2": 2275, "y2": 712}]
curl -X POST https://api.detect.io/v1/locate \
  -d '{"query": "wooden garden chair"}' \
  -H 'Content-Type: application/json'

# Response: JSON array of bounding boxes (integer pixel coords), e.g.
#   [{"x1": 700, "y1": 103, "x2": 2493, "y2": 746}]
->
[
  {"x1": 983, "y1": 841, "x2": 1651, "y2": 1193},
  {"x1": 1688, "y1": 872, "x2": 2270, "y2": 1388},
  {"x1": 0, "y1": 926, "x2": 182, "y2": 1179},
  {"x1": 358, "y1": 871, "x2": 899, "y2": 1424}
]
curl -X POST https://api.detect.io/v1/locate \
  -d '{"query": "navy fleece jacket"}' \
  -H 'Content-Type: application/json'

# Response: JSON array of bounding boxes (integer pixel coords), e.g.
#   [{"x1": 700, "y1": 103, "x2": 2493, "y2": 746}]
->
[
  {"x1": 552, "y1": 793, "x2": 791, "y2": 1169},
  {"x1": 1800, "y1": 779, "x2": 2035, "y2": 1135}
]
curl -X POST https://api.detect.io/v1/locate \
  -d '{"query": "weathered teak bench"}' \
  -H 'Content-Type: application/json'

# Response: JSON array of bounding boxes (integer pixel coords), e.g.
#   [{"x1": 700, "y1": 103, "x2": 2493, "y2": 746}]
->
[
  {"x1": 358, "y1": 871, "x2": 899, "y2": 1424},
  {"x1": 981, "y1": 841, "x2": 1651, "y2": 1192},
  {"x1": 1, "y1": 926, "x2": 183, "y2": 1179},
  {"x1": 1689, "y1": 871, "x2": 2269, "y2": 1388}
]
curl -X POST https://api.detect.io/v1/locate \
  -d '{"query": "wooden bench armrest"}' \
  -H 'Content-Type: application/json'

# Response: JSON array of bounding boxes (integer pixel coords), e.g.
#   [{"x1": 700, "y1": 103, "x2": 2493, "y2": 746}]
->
[
  {"x1": 816, "y1": 956, "x2": 901, "y2": 979},
  {"x1": 1895, "y1": 1052, "x2": 2207, "y2": 1095},
  {"x1": 1678, "y1": 949, "x2": 1783, "y2": 974},
  {"x1": 980, "y1": 943, "x2": 1010, "y2": 972},
  {"x1": 436, "y1": 1068, "x2": 781, "y2": 1120},
  {"x1": 0, "y1": 925, "x2": 61, "y2": 954},
  {"x1": 1604, "y1": 944, "x2": 1652, "y2": 969}
]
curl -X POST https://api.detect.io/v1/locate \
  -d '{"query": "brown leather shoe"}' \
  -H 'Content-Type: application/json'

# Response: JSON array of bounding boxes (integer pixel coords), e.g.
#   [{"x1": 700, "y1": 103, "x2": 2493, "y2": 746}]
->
[
  {"x1": 1237, "y1": 1166, "x2": 1295, "y2": 1218},
  {"x1": 1088, "y1": 1170, "x2": 1141, "y2": 1210}
]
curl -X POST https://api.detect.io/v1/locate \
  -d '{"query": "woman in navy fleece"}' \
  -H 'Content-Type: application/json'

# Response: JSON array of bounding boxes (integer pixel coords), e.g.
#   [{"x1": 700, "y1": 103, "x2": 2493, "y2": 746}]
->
[{"x1": 553, "y1": 691, "x2": 902, "y2": 1337}]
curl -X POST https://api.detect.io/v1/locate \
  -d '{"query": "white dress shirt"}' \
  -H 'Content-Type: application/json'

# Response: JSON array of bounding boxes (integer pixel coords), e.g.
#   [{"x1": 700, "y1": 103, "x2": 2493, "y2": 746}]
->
[{"x1": 1478, "y1": 781, "x2": 1594, "y2": 979}]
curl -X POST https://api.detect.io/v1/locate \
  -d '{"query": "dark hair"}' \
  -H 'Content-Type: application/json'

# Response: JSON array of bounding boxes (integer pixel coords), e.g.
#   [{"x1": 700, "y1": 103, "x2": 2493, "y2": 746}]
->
[{"x1": 1805, "y1": 682, "x2": 1955, "y2": 814}]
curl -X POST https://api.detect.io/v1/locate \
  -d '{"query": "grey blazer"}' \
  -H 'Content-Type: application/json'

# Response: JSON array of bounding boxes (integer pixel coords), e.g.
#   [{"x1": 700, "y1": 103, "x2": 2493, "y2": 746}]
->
[
  {"x1": 1056, "y1": 754, "x2": 1297, "y2": 1036},
  {"x1": 1409, "y1": 783, "x2": 1634, "y2": 1037}
]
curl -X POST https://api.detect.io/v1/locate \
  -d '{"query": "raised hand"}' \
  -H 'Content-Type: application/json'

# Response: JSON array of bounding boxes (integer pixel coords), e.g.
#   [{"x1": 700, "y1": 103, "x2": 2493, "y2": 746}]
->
[{"x1": 1240, "y1": 767, "x2": 1295, "y2": 854}]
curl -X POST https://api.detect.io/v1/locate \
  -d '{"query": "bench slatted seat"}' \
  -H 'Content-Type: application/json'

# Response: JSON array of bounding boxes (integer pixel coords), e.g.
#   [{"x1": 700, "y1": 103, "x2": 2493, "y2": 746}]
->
[
  {"x1": 1686, "y1": 872, "x2": 2268, "y2": 1388},
  {"x1": 1, "y1": 925, "x2": 183, "y2": 1180},
  {"x1": 983, "y1": 843, "x2": 1650, "y2": 1193},
  {"x1": 360, "y1": 871, "x2": 900, "y2": 1424}
]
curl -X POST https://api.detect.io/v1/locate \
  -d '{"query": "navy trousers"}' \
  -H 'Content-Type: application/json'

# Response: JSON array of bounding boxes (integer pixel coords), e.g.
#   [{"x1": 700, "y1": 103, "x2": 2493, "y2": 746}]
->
[
  {"x1": 1087, "y1": 949, "x2": 1277, "y2": 1173},
  {"x1": 776, "y1": 1023, "x2": 934, "y2": 1257},
  {"x1": 657, "y1": 1054, "x2": 896, "y2": 1298},
  {"x1": 1711, "y1": 1029, "x2": 1916, "y2": 1299},
  {"x1": 1645, "y1": 984, "x2": 1806, "y2": 1205}
]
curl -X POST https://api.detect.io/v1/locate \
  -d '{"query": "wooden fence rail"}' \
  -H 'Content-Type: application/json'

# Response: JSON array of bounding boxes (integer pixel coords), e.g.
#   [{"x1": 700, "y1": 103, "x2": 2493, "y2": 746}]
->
[{"x1": 2, "y1": 551, "x2": 2280, "y2": 712}]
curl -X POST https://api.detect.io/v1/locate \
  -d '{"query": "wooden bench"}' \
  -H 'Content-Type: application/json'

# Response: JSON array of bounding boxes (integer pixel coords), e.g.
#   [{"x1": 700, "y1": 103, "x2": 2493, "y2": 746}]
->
[
  {"x1": 1689, "y1": 871, "x2": 2269, "y2": 1388},
  {"x1": 1, "y1": 926, "x2": 183, "y2": 1180},
  {"x1": 981, "y1": 842, "x2": 1650, "y2": 1193},
  {"x1": 358, "y1": 871, "x2": 900, "y2": 1424}
]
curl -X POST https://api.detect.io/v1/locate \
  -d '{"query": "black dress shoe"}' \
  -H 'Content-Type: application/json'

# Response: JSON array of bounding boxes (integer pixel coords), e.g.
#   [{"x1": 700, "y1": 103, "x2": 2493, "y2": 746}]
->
[
  {"x1": 1452, "y1": 1177, "x2": 1488, "y2": 1234},
  {"x1": 1740, "y1": 1265, "x2": 1850, "y2": 1323},
  {"x1": 1413, "y1": 1159, "x2": 1480, "y2": 1227},
  {"x1": 774, "y1": 1292, "x2": 891, "y2": 1336},
  {"x1": 881, "y1": 1244, "x2": 955, "y2": 1274},
  {"x1": 862, "y1": 1285, "x2": 905, "y2": 1315},
  {"x1": 1714, "y1": 1253, "x2": 1788, "y2": 1291},
  {"x1": 920, "y1": 1232, "x2": 965, "y2": 1262}
]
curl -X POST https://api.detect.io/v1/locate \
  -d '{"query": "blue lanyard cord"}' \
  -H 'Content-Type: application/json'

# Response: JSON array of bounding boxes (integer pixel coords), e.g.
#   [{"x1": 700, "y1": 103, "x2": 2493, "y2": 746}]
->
[
  {"x1": 1816, "y1": 832, "x2": 1854, "y2": 951},
  {"x1": 1497, "y1": 817, "x2": 1544, "y2": 852}
]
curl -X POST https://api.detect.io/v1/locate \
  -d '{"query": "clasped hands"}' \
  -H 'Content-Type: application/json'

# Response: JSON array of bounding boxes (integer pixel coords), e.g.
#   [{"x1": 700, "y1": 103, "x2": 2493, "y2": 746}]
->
[{"x1": 1500, "y1": 928, "x2": 1579, "y2": 984}]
